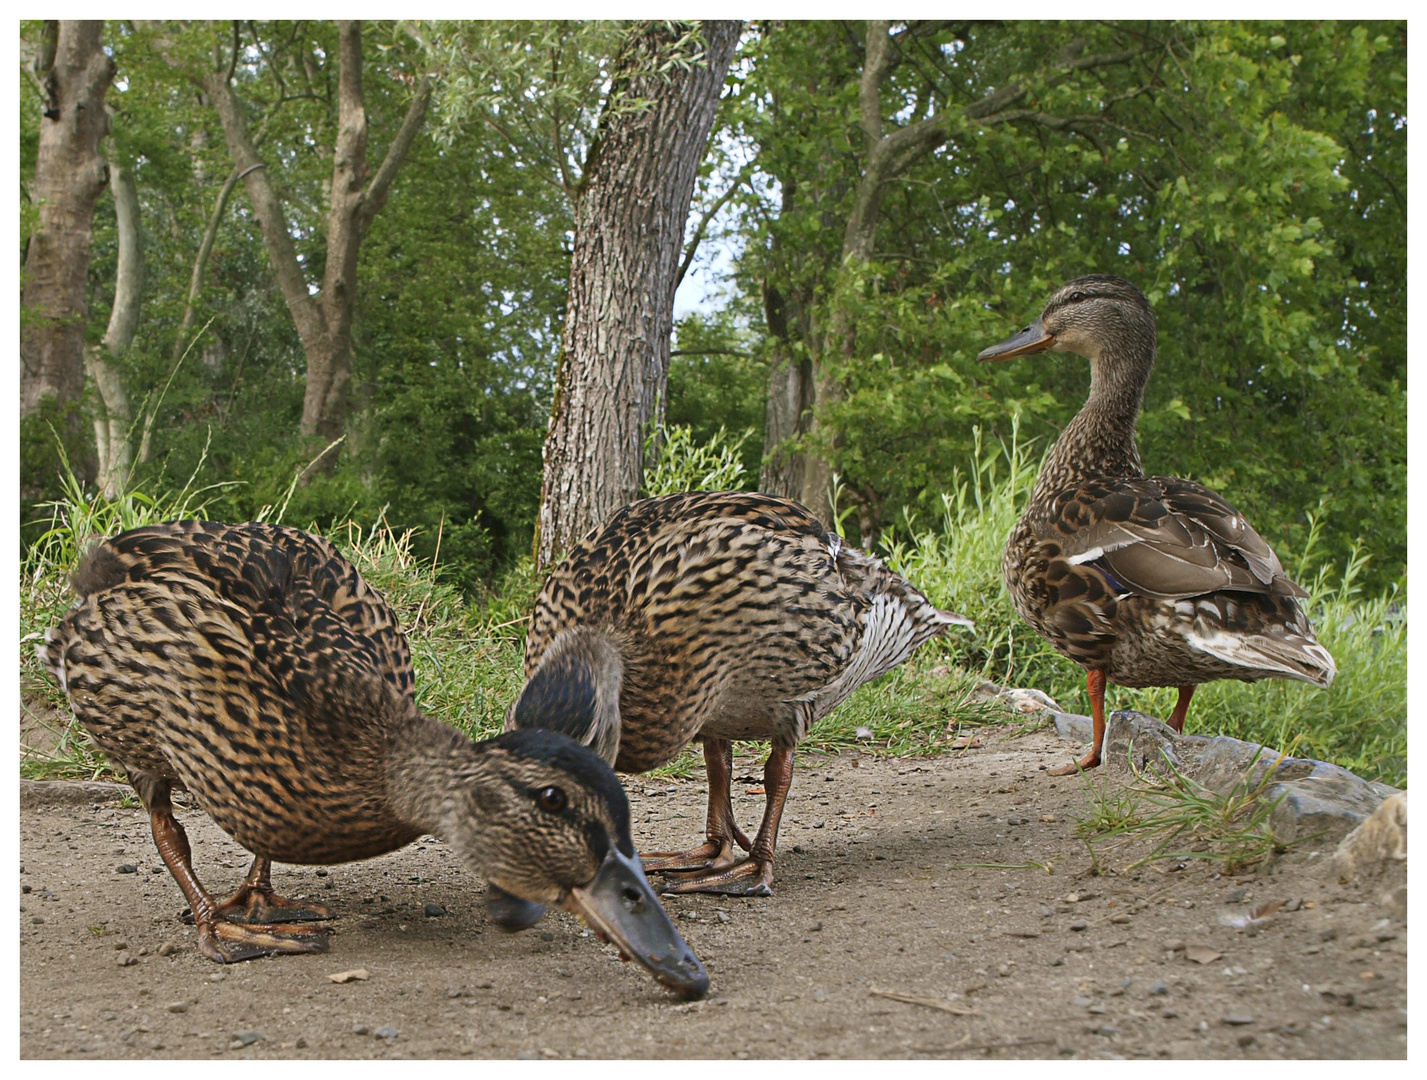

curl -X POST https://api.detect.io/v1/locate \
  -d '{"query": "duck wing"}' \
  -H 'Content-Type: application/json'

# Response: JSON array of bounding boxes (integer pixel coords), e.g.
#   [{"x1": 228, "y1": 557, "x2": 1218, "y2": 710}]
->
[
  {"x1": 77, "y1": 521, "x2": 416, "y2": 710},
  {"x1": 1045, "y1": 476, "x2": 1306, "y2": 601}
]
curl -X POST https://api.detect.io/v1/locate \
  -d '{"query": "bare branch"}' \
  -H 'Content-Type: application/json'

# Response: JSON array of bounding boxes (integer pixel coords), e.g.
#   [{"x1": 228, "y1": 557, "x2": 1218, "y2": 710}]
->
[
  {"x1": 357, "y1": 76, "x2": 433, "y2": 235},
  {"x1": 676, "y1": 166, "x2": 751, "y2": 289}
]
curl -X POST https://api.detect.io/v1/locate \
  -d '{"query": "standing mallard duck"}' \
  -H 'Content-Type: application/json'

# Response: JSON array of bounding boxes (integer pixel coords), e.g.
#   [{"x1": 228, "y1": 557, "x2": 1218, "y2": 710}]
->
[
  {"x1": 979, "y1": 274, "x2": 1336, "y2": 774},
  {"x1": 40, "y1": 521, "x2": 707, "y2": 998},
  {"x1": 507, "y1": 491, "x2": 972, "y2": 896}
]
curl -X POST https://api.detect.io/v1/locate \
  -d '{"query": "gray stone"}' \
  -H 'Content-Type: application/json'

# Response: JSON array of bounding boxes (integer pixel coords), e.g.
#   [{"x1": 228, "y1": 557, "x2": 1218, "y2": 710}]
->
[
  {"x1": 232, "y1": 1030, "x2": 262, "y2": 1047},
  {"x1": 424, "y1": 903, "x2": 446, "y2": 917},
  {"x1": 1100, "y1": 710, "x2": 1401, "y2": 843},
  {"x1": 351, "y1": 1024, "x2": 370, "y2": 1035},
  {"x1": 373, "y1": 1025, "x2": 398, "y2": 1040},
  {"x1": 116, "y1": 864, "x2": 137, "y2": 874},
  {"x1": 1053, "y1": 712, "x2": 1094, "y2": 743}
]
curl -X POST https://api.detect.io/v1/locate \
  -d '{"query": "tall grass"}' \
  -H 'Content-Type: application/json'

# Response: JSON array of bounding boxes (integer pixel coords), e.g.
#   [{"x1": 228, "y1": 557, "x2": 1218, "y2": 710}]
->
[{"x1": 19, "y1": 425, "x2": 1405, "y2": 789}]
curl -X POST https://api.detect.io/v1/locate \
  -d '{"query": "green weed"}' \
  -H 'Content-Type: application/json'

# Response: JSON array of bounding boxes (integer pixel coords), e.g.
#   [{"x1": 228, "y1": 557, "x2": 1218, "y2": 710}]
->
[{"x1": 1073, "y1": 745, "x2": 1307, "y2": 876}]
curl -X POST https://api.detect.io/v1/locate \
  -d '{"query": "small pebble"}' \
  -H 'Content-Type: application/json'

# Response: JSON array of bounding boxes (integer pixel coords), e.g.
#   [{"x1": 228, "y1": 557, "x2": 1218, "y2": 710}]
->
[
  {"x1": 424, "y1": 903, "x2": 446, "y2": 917},
  {"x1": 315, "y1": 869, "x2": 328, "y2": 877},
  {"x1": 792, "y1": 845, "x2": 804, "y2": 854},
  {"x1": 117, "y1": 954, "x2": 137, "y2": 967},
  {"x1": 116, "y1": 865, "x2": 137, "y2": 874},
  {"x1": 1111, "y1": 914, "x2": 1130, "y2": 924},
  {"x1": 813, "y1": 988, "x2": 826, "y2": 1002},
  {"x1": 1238, "y1": 1034, "x2": 1256, "y2": 1048},
  {"x1": 113, "y1": 940, "x2": 129, "y2": 951},
  {"x1": 1070, "y1": 921, "x2": 1088, "y2": 932},
  {"x1": 295, "y1": 1037, "x2": 307, "y2": 1048},
  {"x1": 167, "y1": 1002, "x2": 188, "y2": 1014},
  {"x1": 231, "y1": 1030, "x2": 262, "y2": 1048},
  {"x1": 373, "y1": 1025, "x2": 398, "y2": 1040},
  {"x1": 1319, "y1": 929, "x2": 1338, "y2": 942},
  {"x1": 1096, "y1": 1025, "x2": 1118, "y2": 1037},
  {"x1": 21, "y1": 885, "x2": 31, "y2": 894},
  {"x1": 1149, "y1": 981, "x2": 1169, "y2": 996},
  {"x1": 716, "y1": 911, "x2": 730, "y2": 924},
  {"x1": 157, "y1": 941, "x2": 180, "y2": 957},
  {"x1": 30, "y1": 915, "x2": 44, "y2": 925},
  {"x1": 540, "y1": 931, "x2": 557, "y2": 940},
  {"x1": 809, "y1": 921, "x2": 822, "y2": 932},
  {"x1": 1222, "y1": 1015, "x2": 1254, "y2": 1026},
  {"x1": 352, "y1": 1024, "x2": 371, "y2": 1035}
]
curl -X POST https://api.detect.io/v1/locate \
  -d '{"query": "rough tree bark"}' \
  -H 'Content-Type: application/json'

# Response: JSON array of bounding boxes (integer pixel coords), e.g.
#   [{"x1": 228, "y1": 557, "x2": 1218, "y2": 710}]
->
[
  {"x1": 198, "y1": 21, "x2": 431, "y2": 460},
  {"x1": 534, "y1": 20, "x2": 741, "y2": 569},
  {"x1": 85, "y1": 159, "x2": 143, "y2": 497},
  {"x1": 20, "y1": 21, "x2": 116, "y2": 420}
]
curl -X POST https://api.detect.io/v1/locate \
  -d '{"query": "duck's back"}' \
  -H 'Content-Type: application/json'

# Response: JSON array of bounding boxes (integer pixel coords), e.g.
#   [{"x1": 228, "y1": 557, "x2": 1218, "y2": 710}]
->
[
  {"x1": 43, "y1": 521, "x2": 422, "y2": 863},
  {"x1": 527, "y1": 492, "x2": 956, "y2": 770}
]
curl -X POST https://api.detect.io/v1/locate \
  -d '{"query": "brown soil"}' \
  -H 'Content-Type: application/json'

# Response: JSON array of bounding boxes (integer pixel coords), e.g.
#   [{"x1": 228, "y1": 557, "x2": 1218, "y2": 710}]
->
[{"x1": 19, "y1": 726, "x2": 1406, "y2": 1060}]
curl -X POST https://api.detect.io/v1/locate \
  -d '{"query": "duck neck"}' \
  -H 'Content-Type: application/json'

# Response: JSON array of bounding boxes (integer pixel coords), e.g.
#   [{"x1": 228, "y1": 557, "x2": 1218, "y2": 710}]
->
[
  {"x1": 384, "y1": 708, "x2": 498, "y2": 866},
  {"x1": 510, "y1": 626, "x2": 624, "y2": 765},
  {"x1": 1033, "y1": 333, "x2": 1154, "y2": 500}
]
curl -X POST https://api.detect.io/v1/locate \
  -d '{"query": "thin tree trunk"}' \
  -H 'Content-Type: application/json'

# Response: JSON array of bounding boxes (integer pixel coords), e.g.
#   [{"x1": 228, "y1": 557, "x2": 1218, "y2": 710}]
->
[
  {"x1": 757, "y1": 282, "x2": 813, "y2": 500},
  {"x1": 200, "y1": 21, "x2": 430, "y2": 465},
  {"x1": 85, "y1": 159, "x2": 143, "y2": 497},
  {"x1": 170, "y1": 164, "x2": 241, "y2": 366},
  {"x1": 535, "y1": 20, "x2": 741, "y2": 569},
  {"x1": 20, "y1": 20, "x2": 115, "y2": 421}
]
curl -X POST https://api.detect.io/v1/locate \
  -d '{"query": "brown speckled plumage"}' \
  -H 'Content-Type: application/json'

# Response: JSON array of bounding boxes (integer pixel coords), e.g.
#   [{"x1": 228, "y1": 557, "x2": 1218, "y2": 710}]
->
[
  {"x1": 39, "y1": 521, "x2": 709, "y2": 996},
  {"x1": 980, "y1": 275, "x2": 1336, "y2": 773},
  {"x1": 509, "y1": 491, "x2": 971, "y2": 894}
]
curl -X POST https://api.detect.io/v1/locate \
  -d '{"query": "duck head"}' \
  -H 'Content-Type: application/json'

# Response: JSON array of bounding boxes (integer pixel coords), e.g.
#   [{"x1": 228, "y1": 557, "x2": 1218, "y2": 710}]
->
[
  {"x1": 976, "y1": 274, "x2": 1156, "y2": 367},
  {"x1": 423, "y1": 726, "x2": 708, "y2": 999}
]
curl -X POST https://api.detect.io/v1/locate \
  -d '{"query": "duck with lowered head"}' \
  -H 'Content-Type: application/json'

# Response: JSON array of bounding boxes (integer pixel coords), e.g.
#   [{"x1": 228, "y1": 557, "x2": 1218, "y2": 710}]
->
[
  {"x1": 978, "y1": 274, "x2": 1336, "y2": 774},
  {"x1": 41, "y1": 521, "x2": 707, "y2": 998}
]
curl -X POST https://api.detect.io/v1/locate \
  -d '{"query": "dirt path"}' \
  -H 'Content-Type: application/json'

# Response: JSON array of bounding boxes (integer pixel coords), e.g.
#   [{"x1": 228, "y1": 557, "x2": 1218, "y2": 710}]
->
[{"x1": 19, "y1": 726, "x2": 1406, "y2": 1060}]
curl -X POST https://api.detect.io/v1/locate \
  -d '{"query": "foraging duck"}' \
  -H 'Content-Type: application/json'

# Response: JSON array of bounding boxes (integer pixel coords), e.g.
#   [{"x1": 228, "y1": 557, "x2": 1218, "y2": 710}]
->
[
  {"x1": 40, "y1": 521, "x2": 707, "y2": 998},
  {"x1": 507, "y1": 491, "x2": 972, "y2": 896},
  {"x1": 978, "y1": 274, "x2": 1336, "y2": 775}
]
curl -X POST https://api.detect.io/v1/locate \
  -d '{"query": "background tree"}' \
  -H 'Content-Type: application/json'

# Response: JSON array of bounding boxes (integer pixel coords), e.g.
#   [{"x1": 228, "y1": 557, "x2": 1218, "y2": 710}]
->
[
  {"x1": 20, "y1": 21, "x2": 115, "y2": 463},
  {"x1": 727, "y1": 20, "x2": 1404, "y2": 579},
  {"x1": 142, "y1": 19, "x2": 433, "y2": 464}
]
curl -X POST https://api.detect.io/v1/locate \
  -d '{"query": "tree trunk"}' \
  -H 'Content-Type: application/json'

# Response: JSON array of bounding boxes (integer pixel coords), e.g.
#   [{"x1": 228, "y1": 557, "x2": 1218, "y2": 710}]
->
[
  {"x1": 534, "y1": 20, "x2": 741, "y2": 569},
  {"x1": 85, "y1": 159, "x2": 143, "y2": 497},
  {"x1": 757, "y1": 282, "x2": 813, "y2": 500},
  {"x1": 20, "y1": 21, "x2": 115, "y2": 420},
  {"x1": 794, "y1": 20, "x2": 898, "y2": 526},
  {"x1": 201, "y1": 20, "x2": 430, "y2": 465}
]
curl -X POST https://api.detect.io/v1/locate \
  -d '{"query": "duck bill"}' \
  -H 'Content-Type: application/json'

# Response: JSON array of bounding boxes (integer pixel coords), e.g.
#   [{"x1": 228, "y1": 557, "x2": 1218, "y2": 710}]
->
[
  {"x1": 564, "y1": 847, "x2": 710, "y2": 1001},
  {"x1": 977, "y1": 320, "x2": 1055, "y2": 362}
]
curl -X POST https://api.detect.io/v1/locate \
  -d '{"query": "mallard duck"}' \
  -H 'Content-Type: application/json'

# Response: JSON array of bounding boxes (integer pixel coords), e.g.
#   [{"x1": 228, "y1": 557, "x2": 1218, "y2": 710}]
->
[
  {"x1": 506, "y1": 491, "x2": 972, "y2": 895},
  {"x1": 978, "y1": 274, "x2": 1336, "y2": 774},
  {"x1": 40, "y1": 521, "x2": 707, "y2": 998}
]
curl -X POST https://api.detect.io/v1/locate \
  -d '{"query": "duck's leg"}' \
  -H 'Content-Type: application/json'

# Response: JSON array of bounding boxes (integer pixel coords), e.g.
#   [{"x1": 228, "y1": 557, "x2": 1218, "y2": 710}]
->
[
  {"x1": 1049, "y1": 669, "x2": 1107, "y2": 776},
  {"x1": 215, "y1": 856, "x2": 335, "y2": 924},
  {"x1": 1166, "y1": 685, "x2": 1196, "y2": 734},
  {"x1": 135, "y1": 775, "x2": 328, "y2": 963},
  {"x1": 659, "y1": 745, "x2": 792, "y2": 897},
  {"x1": 642, "y1": 737, "x2": 751, "y2": 873}
]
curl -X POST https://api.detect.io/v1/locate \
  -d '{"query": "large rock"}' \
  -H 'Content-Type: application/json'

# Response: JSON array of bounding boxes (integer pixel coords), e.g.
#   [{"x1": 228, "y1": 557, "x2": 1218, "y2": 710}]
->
[
  {"x1": 1095, "y1": 710, "x2": 1400, "y2": 844},
  {"x1": 1326, "y1": 792, "x2": 1407, "y2": 920}
]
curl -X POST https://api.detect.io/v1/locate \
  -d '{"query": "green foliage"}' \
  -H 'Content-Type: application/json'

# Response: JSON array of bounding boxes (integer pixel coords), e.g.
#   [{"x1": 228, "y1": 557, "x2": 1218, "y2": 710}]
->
[
  {"x1": 643, "y1": 424, "x2": 753, "y2": 497},
  {"x1": 729, "y1": 20, "x2": 1405, "y2": 590}
]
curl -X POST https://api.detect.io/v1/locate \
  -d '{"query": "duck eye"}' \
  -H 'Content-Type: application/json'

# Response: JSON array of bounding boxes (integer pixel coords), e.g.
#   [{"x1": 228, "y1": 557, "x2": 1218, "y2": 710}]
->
[
  {"x1": 1069, "y1": 290, "x2": 1086, "y2": 302},
  {"x1": 535, "y1": 786, "x2": 567, "y2": 813}
]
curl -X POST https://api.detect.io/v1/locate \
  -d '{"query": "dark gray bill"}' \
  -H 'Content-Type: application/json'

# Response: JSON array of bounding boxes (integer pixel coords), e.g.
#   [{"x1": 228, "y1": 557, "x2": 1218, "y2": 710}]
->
[
  {"x1": 977, "y1": 319, "x2": 1056, "y2": 362},
  {"x1": 565, "y1": 847, "x2": 710, "y2": 1000},
  {"x1": 485, "y1": 883, "x2": 547, "y2": 931}
]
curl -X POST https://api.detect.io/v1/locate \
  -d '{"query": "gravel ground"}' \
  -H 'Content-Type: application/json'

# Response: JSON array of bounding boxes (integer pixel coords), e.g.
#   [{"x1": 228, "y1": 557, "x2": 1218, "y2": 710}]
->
[{"x1": 18, "y1": 726, "x2": 1407, "y2": 1059}]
